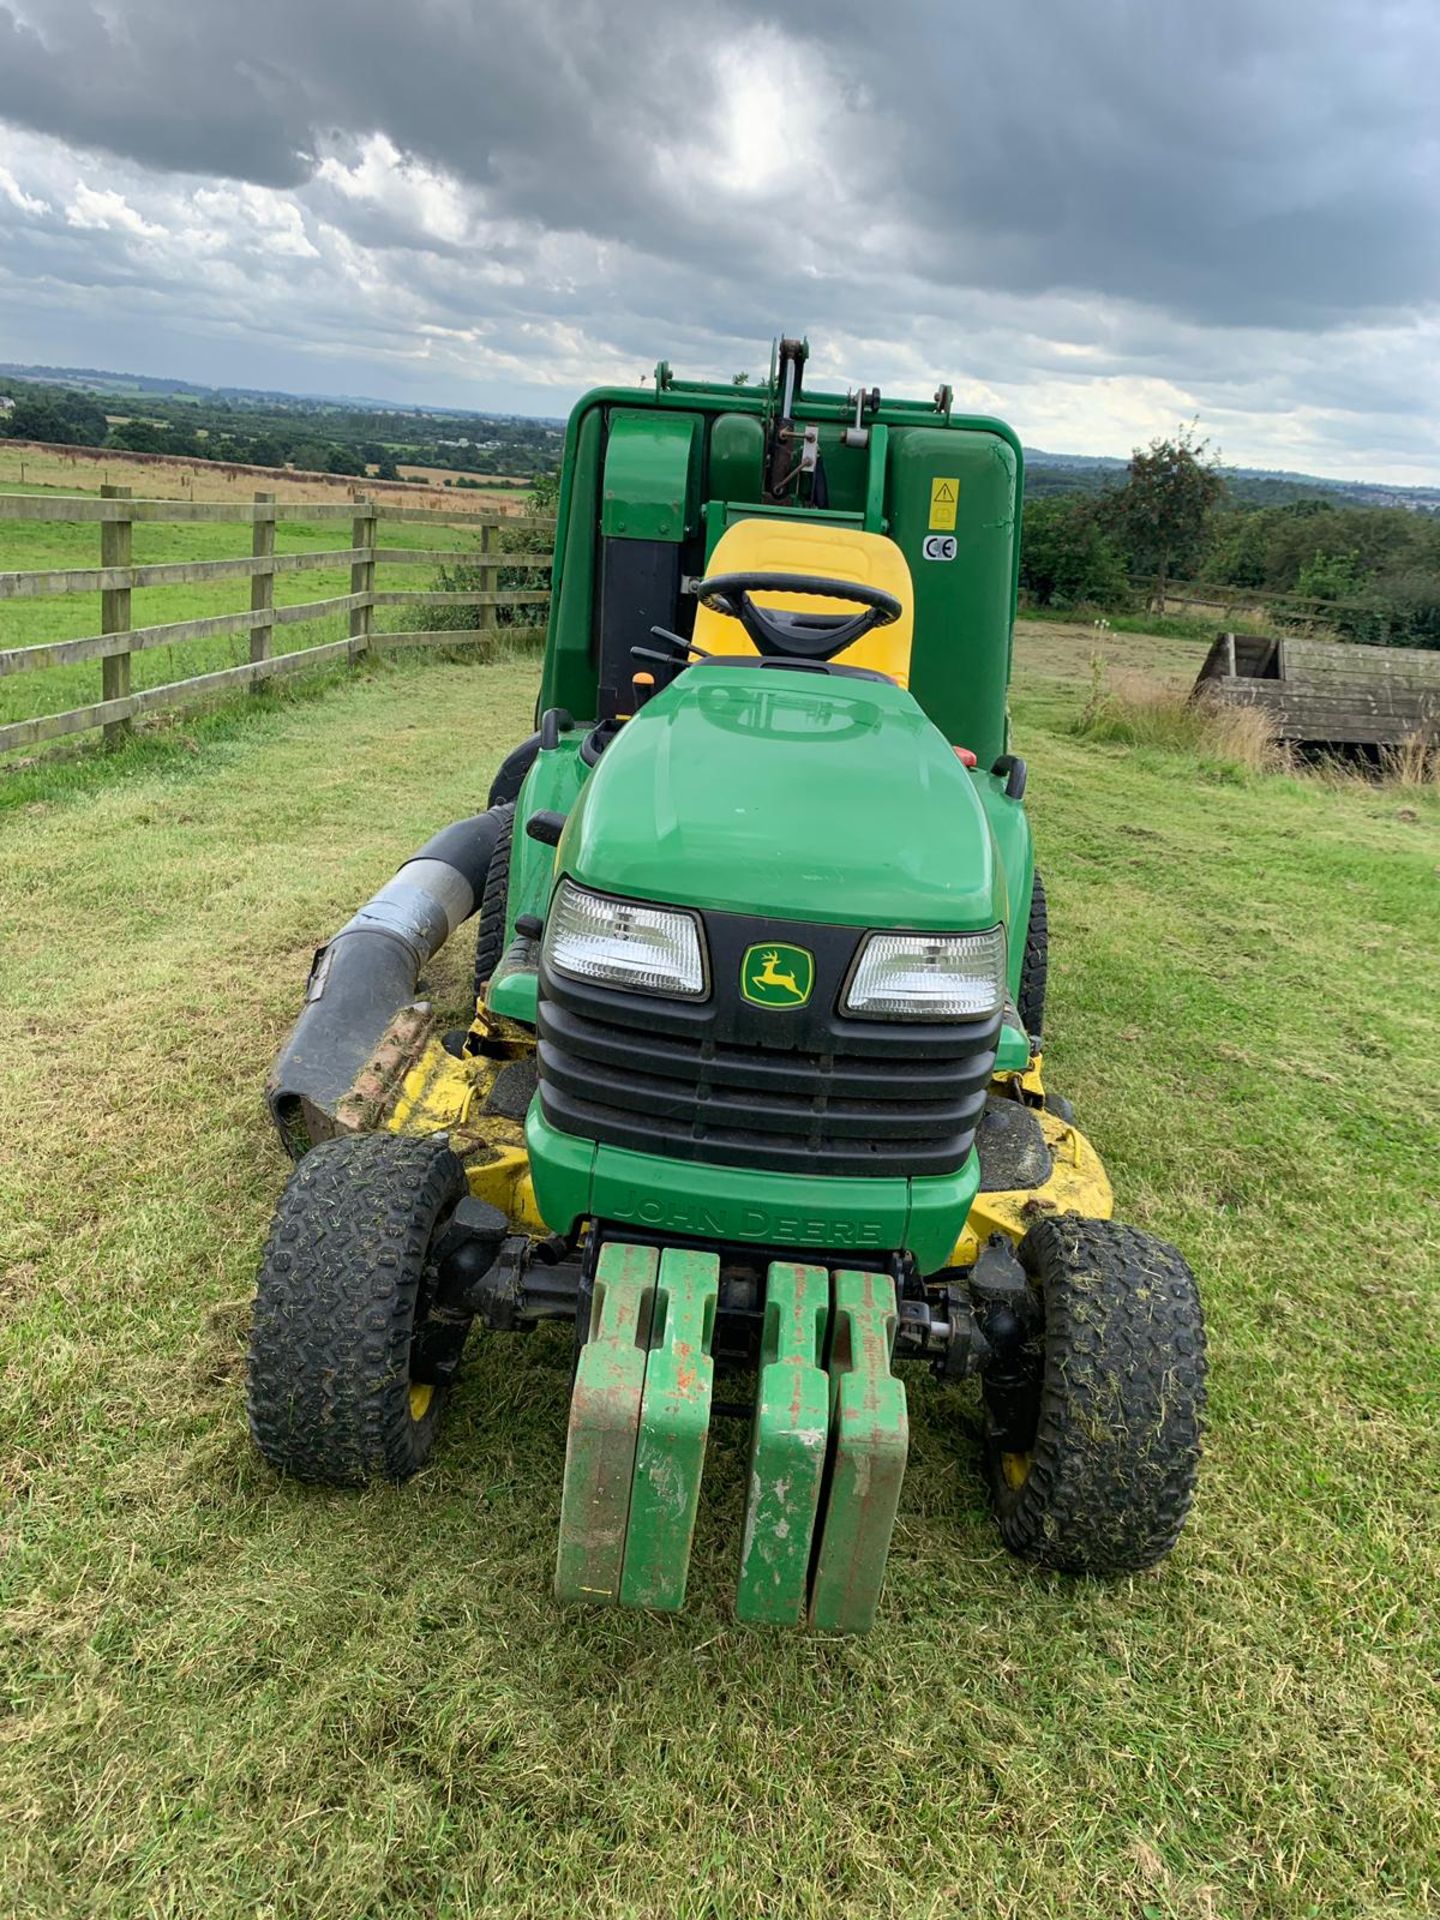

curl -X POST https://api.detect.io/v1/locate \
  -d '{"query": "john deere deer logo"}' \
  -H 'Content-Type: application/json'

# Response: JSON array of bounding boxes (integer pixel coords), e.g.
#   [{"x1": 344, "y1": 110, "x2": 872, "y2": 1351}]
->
[{"x1": 741, "y1": 942, "x2": 814, "y2": 1010}]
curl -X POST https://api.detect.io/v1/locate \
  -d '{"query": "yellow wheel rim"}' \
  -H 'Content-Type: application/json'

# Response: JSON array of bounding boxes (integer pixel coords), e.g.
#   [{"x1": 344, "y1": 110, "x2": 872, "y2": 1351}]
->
[
  {"x1": 1001, "y1": 1449, "x2": 1033, "y2": 1491},
  {"x1": 408, "y1": 1382, "x2": 435, "y2": 1422}
]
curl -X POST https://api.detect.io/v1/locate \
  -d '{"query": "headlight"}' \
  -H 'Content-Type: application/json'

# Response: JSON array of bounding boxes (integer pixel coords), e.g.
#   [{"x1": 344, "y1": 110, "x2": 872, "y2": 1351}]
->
[
  {"x1": 843, "y1": 927, "x2": 1006, "y2": 1020},
  {"x1": 543, "y1": 879, "x2": 707, "y2": 999}
]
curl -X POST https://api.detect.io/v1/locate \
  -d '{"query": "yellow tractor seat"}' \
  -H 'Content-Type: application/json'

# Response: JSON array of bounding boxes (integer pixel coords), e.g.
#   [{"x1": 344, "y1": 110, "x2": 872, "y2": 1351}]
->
[{"x1": 693, "y1": 519, "x2": 915, "y2": 687}]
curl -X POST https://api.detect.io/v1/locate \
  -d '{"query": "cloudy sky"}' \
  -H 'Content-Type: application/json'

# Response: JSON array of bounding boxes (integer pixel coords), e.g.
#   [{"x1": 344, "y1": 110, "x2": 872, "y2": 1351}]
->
[{"x1": 0, "y1": 0, "x2": 1437, "y2": 480}]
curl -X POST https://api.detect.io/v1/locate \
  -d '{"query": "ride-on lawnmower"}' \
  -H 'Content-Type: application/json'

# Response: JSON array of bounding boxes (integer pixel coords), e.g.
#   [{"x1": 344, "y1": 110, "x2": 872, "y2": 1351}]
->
[{"x1": 248, "y1": 339, "x2": 1204, "y2": 1630}]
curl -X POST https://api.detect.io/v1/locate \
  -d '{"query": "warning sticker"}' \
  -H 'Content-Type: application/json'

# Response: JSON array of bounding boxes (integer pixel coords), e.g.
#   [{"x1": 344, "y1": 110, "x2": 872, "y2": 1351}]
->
[{"x1": 929, "y1": 477, "x2": 959, "y2": 531}]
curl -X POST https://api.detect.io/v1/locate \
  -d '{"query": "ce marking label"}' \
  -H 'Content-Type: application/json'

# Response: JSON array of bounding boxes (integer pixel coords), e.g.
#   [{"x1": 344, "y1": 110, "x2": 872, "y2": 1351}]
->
[{"x1": 922, "y1": 534, "x2": 957, "y2": 562}]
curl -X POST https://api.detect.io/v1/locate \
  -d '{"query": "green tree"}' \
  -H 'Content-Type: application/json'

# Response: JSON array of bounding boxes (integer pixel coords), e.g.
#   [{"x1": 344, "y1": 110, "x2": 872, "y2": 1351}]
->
[
  {"x1": 1020, "y1": 496, "x2": 1131, "y2": 608},
  {"x1": 3, "y1": 397, "x2": 67, "y2": 442},
  {"x1": 288, "y1": 441, "x2": 333, "y2": 473},
  {"x1": 106, "y1": 419, "x2": 172, "y2": 454},
  {"x1": 6, "y1": 393, "x2": 106, "y2": 445},
  {"x1": 1117, "y1": 425, "x2": 1225, "y2": 608},
  {"x1": 1295, "y1": 548, "x2": 1365, "y2": 603}
]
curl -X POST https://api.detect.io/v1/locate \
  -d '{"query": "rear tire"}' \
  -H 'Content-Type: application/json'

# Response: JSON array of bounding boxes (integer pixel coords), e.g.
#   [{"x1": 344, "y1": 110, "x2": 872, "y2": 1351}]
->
[
  {"x1": 1017, "y1": 870, "x2": 1048, "y2": 1040},
  {"x1": 248, "y1": 1132, "x2": 469, "y2": 1485},
  {"x1": 472, "y1": 803, "x2": 515, "y2": 998},
  {"x1": 983, "y1": 1216, "x2": 1205, "y2": 1575}
]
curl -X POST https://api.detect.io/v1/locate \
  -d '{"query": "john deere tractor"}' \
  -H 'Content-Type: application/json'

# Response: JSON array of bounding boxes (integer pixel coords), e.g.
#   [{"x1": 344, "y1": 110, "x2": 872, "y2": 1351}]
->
[{"x1": 249, "y1": 339, "x2": 1204, "y2": 1631}]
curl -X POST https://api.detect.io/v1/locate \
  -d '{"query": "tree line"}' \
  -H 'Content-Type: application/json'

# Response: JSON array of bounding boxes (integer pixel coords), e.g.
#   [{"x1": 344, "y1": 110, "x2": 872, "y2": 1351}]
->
[
  {"x1": 0, "y1": 382, "x2": 561, "y2": 485},
  {"x1": 1020, "y1": 428, "x2": 1440, "y2": 648}
]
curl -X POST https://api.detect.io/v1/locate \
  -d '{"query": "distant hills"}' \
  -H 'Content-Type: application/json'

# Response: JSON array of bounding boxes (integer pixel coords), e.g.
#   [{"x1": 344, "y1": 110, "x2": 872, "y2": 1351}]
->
[
  {"x1": 2, "y1": 360, "x2": 1436, "y2": 510},
  {"x1": 1021, "y1": 445, "x2": 1440, "y2": 513},
  {"x1": 0, "y1": 362, "x2": 564, "y2": 426}
]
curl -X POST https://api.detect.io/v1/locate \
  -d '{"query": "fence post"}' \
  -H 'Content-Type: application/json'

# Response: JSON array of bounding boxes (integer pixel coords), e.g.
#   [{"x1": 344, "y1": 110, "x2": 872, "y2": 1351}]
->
[
  {"x1": 480, "y1": 517, "x2": 497, "y2": 636},
  {"x1": 350, "y1": 495, "x2": 376, "y2": 654},
  {"x1": 250, "y1": 490, "x2": 275, "y2": 687},
  {"x1": 100, "y1": 484, "x2": 133, "y2": 749}
]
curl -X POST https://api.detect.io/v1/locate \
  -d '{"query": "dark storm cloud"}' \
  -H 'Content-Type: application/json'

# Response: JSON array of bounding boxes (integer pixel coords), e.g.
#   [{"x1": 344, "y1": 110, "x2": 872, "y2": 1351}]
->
[
  {"x1": 2, "y1": 0, "x2": 1436, "y2": 333},
  {"x1": 768, "y1": 0, "x2": 1440, "y2": 326},
  {"x1": 0, "y1": 1, "x2": 741, "y2": 239}
]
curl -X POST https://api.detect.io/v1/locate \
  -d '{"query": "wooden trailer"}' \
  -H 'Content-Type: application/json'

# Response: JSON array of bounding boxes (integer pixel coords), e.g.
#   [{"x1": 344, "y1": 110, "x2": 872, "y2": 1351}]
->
[{"x1": 1194, "y1": 631, "x2": 1440, "y2": 750}]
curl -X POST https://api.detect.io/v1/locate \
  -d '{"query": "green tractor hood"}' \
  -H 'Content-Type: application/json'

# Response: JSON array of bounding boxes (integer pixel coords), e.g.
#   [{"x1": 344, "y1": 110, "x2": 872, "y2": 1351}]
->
[{"x1": 561, "y1": 665, "x2": 1001, "y2": 932}]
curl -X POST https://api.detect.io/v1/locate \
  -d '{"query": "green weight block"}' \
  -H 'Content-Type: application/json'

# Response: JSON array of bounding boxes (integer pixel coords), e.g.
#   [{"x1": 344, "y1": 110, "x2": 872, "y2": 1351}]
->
[
  {"x1": 735, "y1": 1263, "x2": 831, "y2": 1626},
  {"x1": 808, "y1": 1270, "x2": 909, "y2": 1635},
  {"x1": 619, "y1": 1247, "x2": 720, "y2": 1612},
  {"x1": 554, "y1": 1242, "x2": 658, "y2": 1606}
]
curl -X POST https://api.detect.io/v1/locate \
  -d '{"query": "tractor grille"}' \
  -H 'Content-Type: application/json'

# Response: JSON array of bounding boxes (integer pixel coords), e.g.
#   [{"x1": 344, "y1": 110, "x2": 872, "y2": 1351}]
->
[{"x1": 536, "y1": 912, "x2": 1001, "y2": 1180}]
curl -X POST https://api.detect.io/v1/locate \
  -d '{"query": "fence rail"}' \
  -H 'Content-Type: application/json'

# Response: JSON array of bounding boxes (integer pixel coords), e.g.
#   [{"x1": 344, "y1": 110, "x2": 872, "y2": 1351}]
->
[
  {"x1": 0, "y1": 490, "x2": 555, "y2": 756},
  {"x1": 1135, "y1": 577, "x2": 1382, "y2": 623}
]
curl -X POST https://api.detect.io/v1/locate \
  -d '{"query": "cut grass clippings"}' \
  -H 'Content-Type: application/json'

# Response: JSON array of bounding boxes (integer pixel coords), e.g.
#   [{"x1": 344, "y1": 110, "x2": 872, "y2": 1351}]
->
[{"x1": 1, "y1": 632, "x2": 1438, "y2": 1919}]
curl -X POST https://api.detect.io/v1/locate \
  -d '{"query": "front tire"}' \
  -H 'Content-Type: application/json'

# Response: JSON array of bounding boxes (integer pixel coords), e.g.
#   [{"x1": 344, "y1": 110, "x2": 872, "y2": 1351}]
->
[
  {"x1": 983, "y1": 1216, "x2": 1205, "y2": 1574},
  {"x1": 248, "y1": 1132, "x2": 469, "y2": 1485},
  {"x1": 1017, "y1": 870, "x2": 1048, "y2": 1039},
  {"x1": 472, "y1": 804, "x2": 515, "y2": 998}
]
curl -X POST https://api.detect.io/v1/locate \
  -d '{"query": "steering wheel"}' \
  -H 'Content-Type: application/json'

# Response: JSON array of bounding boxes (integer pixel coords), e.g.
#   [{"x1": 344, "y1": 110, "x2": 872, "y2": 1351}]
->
[{"x1": 697, "y1": 571, "x2": 902, "y2": 661}]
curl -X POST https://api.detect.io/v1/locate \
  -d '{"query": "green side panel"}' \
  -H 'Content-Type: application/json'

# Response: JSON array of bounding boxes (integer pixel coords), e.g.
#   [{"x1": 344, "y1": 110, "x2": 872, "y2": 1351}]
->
[
  {"x1": 707, "y1": 411, "x2": 765, "y2": 505},
  {"x1": 736, "y1": 1263, "x2": 831, "y2": 1626},
  {"x1": 971, "y1": 768, "x2": 1034, "y2": 1000},
  {"x1": 506, "y1": 732, "x2": 588, "y2": 931},
  {"x1": 524, "y1": 1101, "x2": 596, "y2": 1235},
  {"x1": 888, "y1": 425, "x2": 1020, "y2": 766},
  {"x1": 555, "y1": 1242, "x2": 658, "y2": 1606},
  {"x1": 619, "y1": 1248, "x2": 720, "y2": 1612},
  {"x1": 486, "y1": 966, "x2": 537, "y2": 1025},
  {"x1": 563, "y1": 667, "x2": 1000, "y2": 931},
  {"x1": 995, "y1": 1024, "x2": 1031, "y2": 1072},
  {"x1": 808, "y1": 1270, "x2": 908, "y2": 1634},
  {"x1": 539, "y1": 404, "x2": 604, "y2": 721},
  {"x1": 907, "y1": 1152, "x2": 982, "y2": 1275},
  {"x1": 601, "y1": 410, "x2": 700, "y2": 543}
]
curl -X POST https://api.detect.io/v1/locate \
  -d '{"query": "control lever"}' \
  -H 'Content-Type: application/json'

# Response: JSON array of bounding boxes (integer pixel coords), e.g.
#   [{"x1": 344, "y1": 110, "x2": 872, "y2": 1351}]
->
[
  {"x1": 630, "y1": 626, "x2": 713, "y2": 671},
  {"x1": 648, "y1": 625, "x2": 712, "y2": 659}
]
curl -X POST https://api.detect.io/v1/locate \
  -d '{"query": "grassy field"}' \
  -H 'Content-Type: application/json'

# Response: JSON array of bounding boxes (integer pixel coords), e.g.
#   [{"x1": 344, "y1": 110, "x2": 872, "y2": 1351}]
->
[
  {"x1": 1, "y1": 628, "x2": 1437, "y2": 1919},
  {"x1": 0, "y1": 441, "x2": 526, "y2": 510},
  {"x1": 0, "y1": 483, "x2": 527, "y2": 737}
]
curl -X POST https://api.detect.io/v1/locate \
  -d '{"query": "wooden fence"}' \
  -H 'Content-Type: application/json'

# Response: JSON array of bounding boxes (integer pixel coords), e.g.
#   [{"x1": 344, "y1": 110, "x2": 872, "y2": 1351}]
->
[
  {"x1": 0, "y1": 490, "x2": 555, "y2": 756},
  {"x1": 1139, "y1": 578, "x2": 1378, "y2": 627}
]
